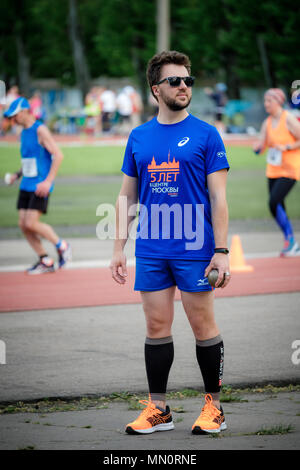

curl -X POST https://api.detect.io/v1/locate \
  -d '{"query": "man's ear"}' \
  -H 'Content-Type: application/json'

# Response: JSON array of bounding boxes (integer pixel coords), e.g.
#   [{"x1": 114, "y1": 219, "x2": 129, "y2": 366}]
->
[{"x1": 152, "y1": 85, "x2": 159, "y2": 100}]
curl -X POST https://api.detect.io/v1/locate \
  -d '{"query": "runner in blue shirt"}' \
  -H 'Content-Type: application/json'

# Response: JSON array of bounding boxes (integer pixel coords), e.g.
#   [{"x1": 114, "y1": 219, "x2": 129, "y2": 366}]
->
[
  {"x1": 110, "y1": 51, "x2": 231, "y2": 436},
  {"x1": 4, "y1": 97, "x2": 72, "y2": 274}
]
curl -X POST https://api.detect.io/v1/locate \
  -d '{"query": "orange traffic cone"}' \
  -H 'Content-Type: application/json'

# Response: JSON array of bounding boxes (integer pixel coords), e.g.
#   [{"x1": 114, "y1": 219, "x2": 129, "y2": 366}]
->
[{"x1": 229, "y1": 235, "x2": 254, "y2": 272}]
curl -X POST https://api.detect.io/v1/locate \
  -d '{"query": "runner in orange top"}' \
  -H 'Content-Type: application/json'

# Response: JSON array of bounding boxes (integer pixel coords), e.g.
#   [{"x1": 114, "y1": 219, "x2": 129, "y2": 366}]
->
[{"x1": 253, "y1": 88, "x2": 300, "y2": 256}]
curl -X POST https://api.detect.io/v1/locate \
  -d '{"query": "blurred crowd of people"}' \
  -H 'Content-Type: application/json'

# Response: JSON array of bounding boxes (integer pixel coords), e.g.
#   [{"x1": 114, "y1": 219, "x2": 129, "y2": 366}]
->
[
  {"x1": 84, "y1": 85, "x2": 143, "y2": 136},
  {"x1": 204, "y1": 82, "x2": 300, "y2": 134},
  {"x1": 1, "y1": 81, "x2": 299, "y2": 138},
  {"x1": 0, "y1": 84, "x2": 143, "y2": 137}
]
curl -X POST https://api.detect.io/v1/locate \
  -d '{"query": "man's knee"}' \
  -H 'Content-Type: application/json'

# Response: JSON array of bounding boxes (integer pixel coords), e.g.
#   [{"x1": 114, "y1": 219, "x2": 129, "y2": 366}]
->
[
  {"x1": 146, "y1": 313, "x2": 172, "y2": 338},
  {"x1": 185, "y1": 302, "x2": 216, "y2": 339},
  {"x1": 18, "y1": 217, "x2": 27, "y2": 232},
  {"x1": 23, "y1": 217, "x2": 39, "y2": 232}
]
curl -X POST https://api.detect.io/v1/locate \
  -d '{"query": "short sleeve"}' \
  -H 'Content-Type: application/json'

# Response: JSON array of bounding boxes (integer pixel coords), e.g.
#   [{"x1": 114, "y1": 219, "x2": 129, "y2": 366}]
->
[
  {"x1": 205, "y1": 126, "x2": 230, "y2": 175},
  {"x1": 121, "y1": 132, "x2": 138, "y2": 177}
]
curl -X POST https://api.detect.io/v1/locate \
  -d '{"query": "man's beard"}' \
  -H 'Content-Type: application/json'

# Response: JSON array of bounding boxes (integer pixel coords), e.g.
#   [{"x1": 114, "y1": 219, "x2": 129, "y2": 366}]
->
[{"x1": 160, "y1": 90, "x2": 191, "y2": 111}]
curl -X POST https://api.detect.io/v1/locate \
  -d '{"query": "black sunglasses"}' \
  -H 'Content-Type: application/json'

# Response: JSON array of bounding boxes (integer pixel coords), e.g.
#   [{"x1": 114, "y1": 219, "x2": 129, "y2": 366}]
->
[{"x1": 156, "y1": 76, "x2": 195, "y2": 87}]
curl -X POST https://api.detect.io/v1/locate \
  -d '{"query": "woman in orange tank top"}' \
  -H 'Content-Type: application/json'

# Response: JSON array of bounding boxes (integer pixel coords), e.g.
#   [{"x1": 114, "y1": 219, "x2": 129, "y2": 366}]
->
[{"x1": 253, "y1": 88, "x2": 300, "y2": 256}]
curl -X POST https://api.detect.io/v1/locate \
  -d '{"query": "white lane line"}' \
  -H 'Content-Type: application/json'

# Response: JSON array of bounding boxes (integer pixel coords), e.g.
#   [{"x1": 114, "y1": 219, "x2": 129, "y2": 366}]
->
[
  {"x1": 0, "y1": 258, "x2": 136, "y2": 272},
  {"x1": 0, "y1": 252, "x2": 283, "y2": 273}
]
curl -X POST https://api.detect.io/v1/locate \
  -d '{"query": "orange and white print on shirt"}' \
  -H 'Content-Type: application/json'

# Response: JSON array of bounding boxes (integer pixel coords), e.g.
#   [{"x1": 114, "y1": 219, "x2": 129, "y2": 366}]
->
[{"x1": 148, "y1": 150, "x2": 180, "y2": 196}]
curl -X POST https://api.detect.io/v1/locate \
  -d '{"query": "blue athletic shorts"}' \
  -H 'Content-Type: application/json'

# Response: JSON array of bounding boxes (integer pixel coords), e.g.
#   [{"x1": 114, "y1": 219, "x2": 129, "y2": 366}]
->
[{"x1": 134, "y1": 257, "x2": 213, "y2": 292}]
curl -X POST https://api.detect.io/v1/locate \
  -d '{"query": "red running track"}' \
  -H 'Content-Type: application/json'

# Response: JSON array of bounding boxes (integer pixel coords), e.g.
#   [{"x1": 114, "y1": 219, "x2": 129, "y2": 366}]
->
[{"x1": 0, "y1": 257, "x2": 299, "y2": 313}]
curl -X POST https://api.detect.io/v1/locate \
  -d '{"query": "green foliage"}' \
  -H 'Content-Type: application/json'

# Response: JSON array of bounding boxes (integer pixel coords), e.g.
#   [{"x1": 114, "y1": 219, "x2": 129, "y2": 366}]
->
[
  {"x1": 0, "y1": 0, "x2": 298, "y2": 93},
  {"x1": 171, "y1": 0, "x2": 300, "y2": 91}
]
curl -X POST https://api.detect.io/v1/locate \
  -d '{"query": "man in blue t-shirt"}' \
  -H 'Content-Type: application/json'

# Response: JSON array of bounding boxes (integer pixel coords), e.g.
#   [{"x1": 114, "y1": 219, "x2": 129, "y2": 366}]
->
[
  {"x1": 4, "y1": 97, "x2": 72, "y2": 274},
  {"x1": 110, "y1": 51, "x2": 230, "y2": 435}
]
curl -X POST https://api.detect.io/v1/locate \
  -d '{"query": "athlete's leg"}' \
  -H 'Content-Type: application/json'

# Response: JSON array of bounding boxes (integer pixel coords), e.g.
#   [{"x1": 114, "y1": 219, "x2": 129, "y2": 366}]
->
[
  {"x1": 141, "y1": 287, "x2": 176, "y2": 338},
  {"x1": 181, "y1": 290, "x2": 219, "y2": 340},
  {"x1": 141, "y1": 287, "x2": 176, "y2": 410},
  {"x1": 181, "y1": 290, "x2": 223, "y2": 409},
  {"x1": 18, "y1": 209, "x2": 46, "y2": 257},
  {"x1": 24, "y1": 209, "x2": 60, "y2": 245},
  {"x1": 268, "y1": 177, "x2": 296, "y2": 240}
]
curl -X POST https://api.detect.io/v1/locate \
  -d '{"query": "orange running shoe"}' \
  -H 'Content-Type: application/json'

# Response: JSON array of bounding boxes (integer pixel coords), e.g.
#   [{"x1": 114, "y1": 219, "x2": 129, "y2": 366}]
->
[
  {"x1": 126, "y1": 400, "x2": 174, "y2": 434},
  {"x1": 192, "y1": 394, "x2": 227, "y2": 434}
]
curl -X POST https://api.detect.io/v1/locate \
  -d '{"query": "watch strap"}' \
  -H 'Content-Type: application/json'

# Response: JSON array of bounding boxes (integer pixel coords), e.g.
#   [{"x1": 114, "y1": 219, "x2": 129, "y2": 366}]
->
[{"x1": 214, "y1": 248, "x2": 229, "y2": 254}]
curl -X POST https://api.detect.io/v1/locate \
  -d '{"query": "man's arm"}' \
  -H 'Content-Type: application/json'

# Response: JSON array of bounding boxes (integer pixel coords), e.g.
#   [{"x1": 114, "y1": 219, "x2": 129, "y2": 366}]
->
[
  {"x1": 205, "y1": 169, "x2": 230, "y2": 288},
  {"x1": 8, "y1": 168, "x2": 22, "y2": 185},
  {"x1": 110, "y1": 174, "x2": 138, "y2": 284},
  {"x1": 35, "y1": 125, "x2": 64, "y2": 197}
]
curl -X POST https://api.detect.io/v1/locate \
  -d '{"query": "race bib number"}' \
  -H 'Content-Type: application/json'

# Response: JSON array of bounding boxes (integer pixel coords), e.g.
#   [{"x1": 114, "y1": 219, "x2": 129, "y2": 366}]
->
[
  {"x1": 267, "y1": 148, "x2": 282, "y2": 166},
  {"x1": 22, "y1": 158, "x2": 38, "y2": 177}
]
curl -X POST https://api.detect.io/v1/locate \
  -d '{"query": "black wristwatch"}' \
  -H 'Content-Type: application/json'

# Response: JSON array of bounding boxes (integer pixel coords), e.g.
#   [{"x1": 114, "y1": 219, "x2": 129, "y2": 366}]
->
[{"x1": 214, "y1": 248, "x2": 229, "y2": 254}]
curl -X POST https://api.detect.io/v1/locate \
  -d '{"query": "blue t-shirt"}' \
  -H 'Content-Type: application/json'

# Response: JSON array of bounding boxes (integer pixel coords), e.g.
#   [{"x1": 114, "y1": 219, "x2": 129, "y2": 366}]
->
[
  {"x1": 121, "y1": 114, "x2": 229, "y2": 260},
  {"x1": 20, "y1": 121, "x2": 53, "y2": 193}
]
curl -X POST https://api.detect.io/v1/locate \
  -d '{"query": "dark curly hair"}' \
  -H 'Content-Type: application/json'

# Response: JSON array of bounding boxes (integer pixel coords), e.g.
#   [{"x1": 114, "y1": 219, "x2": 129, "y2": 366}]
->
[{"x1": 146, "y1": 50, "x2": 191, "y2": 101}]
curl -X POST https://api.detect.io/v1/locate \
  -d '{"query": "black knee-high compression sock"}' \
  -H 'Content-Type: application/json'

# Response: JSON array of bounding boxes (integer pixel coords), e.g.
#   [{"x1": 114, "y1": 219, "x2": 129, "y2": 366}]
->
[
  {"x1": 196, "y1": 335, "x2": 224, "y2": 402},
  {"x1": 144, "y1": 336, "x2": 174, "y2": 404}
]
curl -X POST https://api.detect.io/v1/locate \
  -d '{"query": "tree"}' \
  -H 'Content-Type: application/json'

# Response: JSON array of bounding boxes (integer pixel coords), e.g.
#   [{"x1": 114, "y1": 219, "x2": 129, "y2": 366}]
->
[
  {"x1": 0, "y1": 0, "x2": 298, "y2": 101},
  {"x1": 91, "y1": 0, "x2": 156, "y2": 105},
  {"x1": 68, "y1": 0, "x2": 91, "y2": 98}
]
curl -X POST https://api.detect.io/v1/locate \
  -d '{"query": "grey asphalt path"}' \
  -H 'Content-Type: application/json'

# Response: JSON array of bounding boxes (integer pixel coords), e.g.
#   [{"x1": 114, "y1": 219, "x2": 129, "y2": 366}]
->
[
  {"x1": 1, "y1": 229, "x2": 300, "y2": 269},
  {"x1": 0, "y1": 229, "x2": 299, "y2": 450},
  {"x1": 0, "y1": 391, "x2": 299, "y2": 450},
  {"x1": 0, "y1": 292, "x2": 299, "y2": 404}
]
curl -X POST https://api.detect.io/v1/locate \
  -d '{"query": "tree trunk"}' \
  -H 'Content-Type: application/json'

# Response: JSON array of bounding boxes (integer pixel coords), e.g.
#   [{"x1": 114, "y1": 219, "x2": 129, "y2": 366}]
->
[
  {"x1": 223, "y1": 51, "x2": 241, "y2": 99},
  {"x1": 13, "y1": 0, "x2": 31, "y2": 98},
  {"x1": 16, "y1": 33, "x2": 31, "y2": 98},
  {"x1": 68, "y1": 0, "x2": 90, "y2": 99},
  {"x1": 256, "y1": 34, "x2": 275, "y2": 88},
  {"x1": 131, "y1": 39, "x2": 148, "y2": 115},
  {"x1": 156, "y1": 0, "x2": 170, "y2": 52}
]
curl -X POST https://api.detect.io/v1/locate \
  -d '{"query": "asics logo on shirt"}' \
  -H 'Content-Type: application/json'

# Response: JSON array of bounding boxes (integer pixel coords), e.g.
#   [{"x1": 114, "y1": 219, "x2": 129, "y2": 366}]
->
[
  {"x1": 178, "y1": 137, "x2": 190, "y2": 147},
  {"x1": 217, "y1": 151, "x2": 226, "y2": 158}
]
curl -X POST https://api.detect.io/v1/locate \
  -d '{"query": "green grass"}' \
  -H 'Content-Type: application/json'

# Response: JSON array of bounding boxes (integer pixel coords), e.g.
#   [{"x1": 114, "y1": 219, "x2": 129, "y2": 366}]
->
[
  {"x1": 249, "y1": 424, "x2": 294, "y2": 436},
  {"x1": 0, "y1": 144, "x2": 299, "y2": 228},
  {"x1": 0, "y1": 181, "x2": 121, "y2": 227},
  {"x1": 0, "y1": 144, "x2": 265, "y2": 177},
  {"x1": 0, "y1": 145, "x2": 125, "y2": 177},
  {"x1": 1, "y1": 384, "x2": 299, "y2": 415}
]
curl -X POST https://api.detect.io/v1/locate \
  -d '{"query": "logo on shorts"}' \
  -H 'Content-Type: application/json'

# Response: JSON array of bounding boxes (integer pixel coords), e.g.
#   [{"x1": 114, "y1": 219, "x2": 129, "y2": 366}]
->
[
  {"x1": 197, "y1": 278, "x2": 209, "y2": 286},
  {"x1": 178, "y1": 137, "x2": 190, "y2": 147}
]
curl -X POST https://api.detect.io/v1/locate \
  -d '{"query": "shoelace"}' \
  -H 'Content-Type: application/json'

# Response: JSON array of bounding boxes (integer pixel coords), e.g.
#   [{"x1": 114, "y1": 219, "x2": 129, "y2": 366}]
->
[
  {"x1": 137, "y1": 400, "x2": 158, "y2": 419},
  {"x1": 199, "y1": 394, "x2": 220, "y2": 421}
]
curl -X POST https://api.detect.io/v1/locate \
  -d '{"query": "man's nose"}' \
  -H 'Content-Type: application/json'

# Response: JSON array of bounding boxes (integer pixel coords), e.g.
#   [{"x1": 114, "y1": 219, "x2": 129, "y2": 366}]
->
[{"x1": 178, "y1": 79, "x2": 187, "y2": 89}]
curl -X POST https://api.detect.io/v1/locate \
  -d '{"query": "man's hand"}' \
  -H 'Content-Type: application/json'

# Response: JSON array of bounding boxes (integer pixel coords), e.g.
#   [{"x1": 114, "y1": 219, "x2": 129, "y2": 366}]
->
[
  {"x1": 252, "y1": 142, "x2": 262, "y2": 154},
  {"x1": 8, "y1": 173, "x2": 19, "y2": 185},
  {"x1": 110, "y1": 251, "x2": 128, "y2": 284},
  {"x1": 35, "y1": 180, "x2": 52, "y2": 197},
  {"x1": 275, "y1": 144, "x2": 286, "y2": 152},
  {"x1": 204, "y1": 253, "x2": 230, "y2": 288}
]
